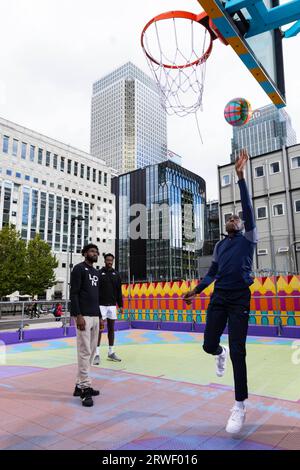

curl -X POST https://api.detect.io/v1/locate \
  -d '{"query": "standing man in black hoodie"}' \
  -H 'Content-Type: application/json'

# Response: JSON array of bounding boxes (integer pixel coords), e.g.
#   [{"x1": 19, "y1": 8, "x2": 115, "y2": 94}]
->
[
  {"x1": 94, "y1": 253, "x2": 123, "y2": 364},
  {"x1": 70, "y1": 243, "x2": 102, "y2": 407}
]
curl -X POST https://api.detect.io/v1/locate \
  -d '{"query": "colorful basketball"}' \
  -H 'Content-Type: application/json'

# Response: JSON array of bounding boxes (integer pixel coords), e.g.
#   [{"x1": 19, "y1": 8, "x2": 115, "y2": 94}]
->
[{"x1": 224, "y1": 98, "x2": 252, "y2": 127}]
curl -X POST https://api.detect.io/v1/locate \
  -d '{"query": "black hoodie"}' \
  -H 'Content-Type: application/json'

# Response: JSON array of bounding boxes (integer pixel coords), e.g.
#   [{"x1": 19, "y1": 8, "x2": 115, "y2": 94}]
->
[{"x1": 98, "y1": 267, "x2": 123, "y2": 308}]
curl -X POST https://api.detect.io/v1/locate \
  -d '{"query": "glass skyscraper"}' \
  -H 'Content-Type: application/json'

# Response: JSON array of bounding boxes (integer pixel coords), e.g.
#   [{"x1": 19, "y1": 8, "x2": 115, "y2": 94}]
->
[
  {"x1": 230, "y1": 104, "x2": 297, "y2": 162},
  {"x1": 90, "y1": 62, "x2": 167, "y2": 175},
  {"x1": 112, "y1": 161, "x2": 206, "y2": 282}
]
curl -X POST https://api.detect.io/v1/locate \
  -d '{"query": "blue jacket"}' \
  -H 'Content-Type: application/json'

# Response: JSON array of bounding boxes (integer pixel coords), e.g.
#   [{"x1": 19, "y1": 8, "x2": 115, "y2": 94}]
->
[{"x1": 195, "y1": 178, "x2": 258, "y2": 293}]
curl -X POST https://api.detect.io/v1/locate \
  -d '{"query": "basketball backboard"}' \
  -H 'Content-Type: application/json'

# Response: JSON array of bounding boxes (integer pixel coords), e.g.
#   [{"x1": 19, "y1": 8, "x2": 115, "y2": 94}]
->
[{"x1": 197, "y1": 0, "x2": 286, "y2": 107}]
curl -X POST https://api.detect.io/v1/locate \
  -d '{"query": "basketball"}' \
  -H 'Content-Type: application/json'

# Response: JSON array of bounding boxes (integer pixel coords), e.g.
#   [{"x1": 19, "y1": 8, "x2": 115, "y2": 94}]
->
[{"x1": 224, "y1": 97, "x2": 252, "y2": 126}]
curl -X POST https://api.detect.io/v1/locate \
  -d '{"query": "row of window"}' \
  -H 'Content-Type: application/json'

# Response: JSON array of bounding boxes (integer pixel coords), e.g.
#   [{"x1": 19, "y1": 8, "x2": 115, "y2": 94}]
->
[
  {"x1": 1, "y1": 135, "x2": 108, "y2": 185},
  {"x1": 257, "y1": 246, "x2": 300, "y2": 256},
  {"x1": 221, "y1": 157, "x2": 300, "y2": 186},
  {"x1": 0, "y1": 168, "x2": 113, "y2": 203},
  {"x1": 224, "y1": 200, "x2": 300, "y2": 223}
]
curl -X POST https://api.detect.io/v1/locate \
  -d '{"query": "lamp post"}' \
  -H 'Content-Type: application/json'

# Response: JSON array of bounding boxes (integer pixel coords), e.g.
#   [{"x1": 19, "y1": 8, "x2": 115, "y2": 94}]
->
[{"x1": 70, "y1": 215, "x2": 85, "y2": 281}]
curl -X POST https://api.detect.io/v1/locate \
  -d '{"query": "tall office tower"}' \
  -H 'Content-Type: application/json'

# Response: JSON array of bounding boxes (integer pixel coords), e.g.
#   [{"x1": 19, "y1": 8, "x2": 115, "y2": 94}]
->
[
  {"x1": 230, "y1": 104, "x2": 297, "y2": 162},
  {"x1": 90, "y1": 62, "x2": 167, "y2": 175}
]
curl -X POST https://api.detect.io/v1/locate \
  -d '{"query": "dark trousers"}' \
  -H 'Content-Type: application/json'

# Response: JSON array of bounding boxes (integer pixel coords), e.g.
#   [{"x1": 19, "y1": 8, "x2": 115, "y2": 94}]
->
[{"x1": 203, "y1": 287, "x2": 251, "y2": 401}]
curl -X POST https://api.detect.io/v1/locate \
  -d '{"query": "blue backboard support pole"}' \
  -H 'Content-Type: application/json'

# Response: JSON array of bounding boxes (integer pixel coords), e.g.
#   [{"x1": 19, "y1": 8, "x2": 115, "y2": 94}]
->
[{"x1": 224, "y1": 0, "x2": 300, "y2": 37}]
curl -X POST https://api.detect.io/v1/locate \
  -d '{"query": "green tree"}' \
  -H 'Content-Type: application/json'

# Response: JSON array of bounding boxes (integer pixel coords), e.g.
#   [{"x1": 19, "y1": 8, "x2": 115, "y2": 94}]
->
[
  {"x1": 24, "y1": 234, "x2": 58, "y2": 298},
  {"x1": 0, "y1": 225, "x2": 27, "y2": 299}
]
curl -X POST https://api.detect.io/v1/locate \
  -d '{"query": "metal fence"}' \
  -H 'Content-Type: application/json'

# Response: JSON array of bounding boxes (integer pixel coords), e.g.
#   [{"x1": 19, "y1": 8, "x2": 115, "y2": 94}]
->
[{"x1": 0, "y1": 300, "x2": 71, "y2": 340}]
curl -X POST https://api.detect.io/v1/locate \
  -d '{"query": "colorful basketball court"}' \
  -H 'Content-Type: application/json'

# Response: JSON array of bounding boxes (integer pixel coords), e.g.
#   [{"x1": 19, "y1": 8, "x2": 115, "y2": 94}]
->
[{"x1": 0, "y1": 329, "x2": 299, "y2": 450}]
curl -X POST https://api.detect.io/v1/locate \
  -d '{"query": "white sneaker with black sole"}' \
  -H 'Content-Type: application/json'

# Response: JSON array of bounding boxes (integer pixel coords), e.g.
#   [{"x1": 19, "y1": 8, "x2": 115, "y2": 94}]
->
[
  {"x1": 93, "y1": 355, "x2": 100, "y2": 365},
  {"x1": 108, "y1": 352, "x2": 121, "y2": 362},
  {"x1": 226, "y1": 406, "x2": 246, "y2": 434},
  {"x1": 215, "y1": 346, "x2": 228, "y2": 377}
]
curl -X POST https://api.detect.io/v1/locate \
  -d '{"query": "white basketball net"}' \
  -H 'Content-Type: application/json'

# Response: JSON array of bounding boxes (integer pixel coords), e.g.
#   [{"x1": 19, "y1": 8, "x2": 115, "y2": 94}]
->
[{"x1": 142, "y1": 15, "x2": 211, "y2": 117}]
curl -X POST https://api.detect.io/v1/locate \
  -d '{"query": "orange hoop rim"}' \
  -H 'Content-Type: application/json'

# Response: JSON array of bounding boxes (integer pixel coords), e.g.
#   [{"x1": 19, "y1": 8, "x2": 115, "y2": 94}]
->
[{"x1": 141, "y1": 10, "x2": 214, "y2": 70}]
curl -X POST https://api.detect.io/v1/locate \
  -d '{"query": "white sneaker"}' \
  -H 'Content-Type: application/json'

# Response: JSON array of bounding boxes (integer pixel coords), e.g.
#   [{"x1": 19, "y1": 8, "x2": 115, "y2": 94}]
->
[
  {"x1": 93, "y1": 354, "x2": 100, "y2": 365},
  {"x1": 226, "y1": 406, "x2": 246, "y2": 434},
  {"x1": 215, "y1": 346, "x2": 228, "y2": 377}
]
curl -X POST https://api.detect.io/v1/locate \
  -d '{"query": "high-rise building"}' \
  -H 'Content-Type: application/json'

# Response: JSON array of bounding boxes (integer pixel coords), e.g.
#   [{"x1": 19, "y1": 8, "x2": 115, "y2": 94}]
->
[
  {"x1": 90, "y1": 62, "x2": 167, "y2": 175},
  {"x1": 0, "y1": 117, "x2": 115, "y2": 299},
  {"x1": 112, "y1": 160, "x2": 206, "y2": 282},
  {"x1": 230, "y1": 104, "x2": 297, "y2": 162}
]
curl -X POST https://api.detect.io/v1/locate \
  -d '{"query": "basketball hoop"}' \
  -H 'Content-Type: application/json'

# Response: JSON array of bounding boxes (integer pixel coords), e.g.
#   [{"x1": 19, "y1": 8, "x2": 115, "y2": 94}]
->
[{"x1": 141, "y1": 11, "x2": 216, "y2": 117}]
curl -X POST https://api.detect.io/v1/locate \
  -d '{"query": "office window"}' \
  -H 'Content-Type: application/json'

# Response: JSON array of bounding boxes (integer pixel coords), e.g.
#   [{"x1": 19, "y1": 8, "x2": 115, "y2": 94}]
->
[
  {"x1": 295, "y1": 200, "x2": 300, "y2": 213},
  {"x1": 258, "y1": 249, "x2": 268, "y2": 255},
  {"x1": 254, "y1": 166, "x2": 264, "y2": 178},
  {"x1": 53, "y1": 154, "x2": 58, "y2": 169},
  {"x1": 21, "y1": 142, "x2": 27, "y2": 159},
  {"x1": 38, "y1": 148, "x2": 43, "y2": 164},
  {"x1": 33, "y1": 177, "x2": 39, "y2": 183},
  {"x1": 42, "y1": 180, "x2": 47, "y2": 186},
  {"x1": 98, "y1": 171, "x2": 102, "y2": 184},
  {"x1": 25, "y1": 175, "x2": 30, "y2": 181},
  {"x1": 224, "y1": 213, "x2": 232, "y2": 223},
  {"x1": 3, "y1": 136, "x2": 9, "y2": 153},
  {"x1": 222, "y1": 174, "x2": 230, "y2": 187},
  {"x1": 87, "y1": 166, "x2": 90, "y2": 181},
  {"x1": 291, "y1": 156, "x2": 300, "y2": 169},
  {"x1": 270, "y1": 161, "x2": 280, "y2": 174},
  {"x1": 273, "y1": 203, "x2": 284, "y2": 216},
  {"x1": 67, "y1": 159, "x2": 72, "y2": 174},
  {"x1": 104, "y1": 173, "x2": 107, "y2": 186},
  {"x1": 30, "y1": 145, "x2": 35, "y2": 162},
  {"x1": 6, "y1": 169, "x2": 12, "y2": 176},
  {"x1": 93, "y1": 168, "x2": 96, "y2": 183},
  {"x1": 60, "y1": 157, "x2": 65, "y2": 172},
  {"x1": 257, "y1": 207, "x2": 267, "y2": 219},
  {"x1": 16, "y1": 172, "x2": 21, "y2": 178},
  {"x1": 74, "y1": 161, "x2": 78, "y2": 176},
  {"x1": 13, "y1": 139, "x2": 18, "y2": 156},
  {"x1": 46, "y1": 151, "x2": 51, "y2": 167},
  {"x1": 80, "y1": 164, "x2": 84, "y2": 178}
]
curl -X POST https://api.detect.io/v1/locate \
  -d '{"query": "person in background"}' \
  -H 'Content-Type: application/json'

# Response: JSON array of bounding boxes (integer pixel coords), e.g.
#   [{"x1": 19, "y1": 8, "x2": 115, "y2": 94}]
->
[{"x1": 93, "y1": 253, "x2": 123, "y2": 364}]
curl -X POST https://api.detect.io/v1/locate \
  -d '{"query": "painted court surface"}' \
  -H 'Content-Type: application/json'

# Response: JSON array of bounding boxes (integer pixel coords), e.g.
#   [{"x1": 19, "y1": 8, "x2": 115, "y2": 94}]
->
[{"x1": 0, "y1": 329, "x2": 300, "y2": 450}]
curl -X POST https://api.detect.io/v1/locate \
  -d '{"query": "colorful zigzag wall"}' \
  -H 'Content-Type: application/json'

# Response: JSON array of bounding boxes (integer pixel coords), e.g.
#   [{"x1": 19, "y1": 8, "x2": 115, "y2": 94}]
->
[{"x1": 120, "y1": 276, "x2": 300, "y2": 326}]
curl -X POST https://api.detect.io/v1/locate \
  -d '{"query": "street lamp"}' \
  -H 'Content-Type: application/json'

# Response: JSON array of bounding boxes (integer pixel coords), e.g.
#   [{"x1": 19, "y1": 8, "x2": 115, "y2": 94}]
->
[{"x1": 70, "y1": 215, "x2": 85, "y2": 277}]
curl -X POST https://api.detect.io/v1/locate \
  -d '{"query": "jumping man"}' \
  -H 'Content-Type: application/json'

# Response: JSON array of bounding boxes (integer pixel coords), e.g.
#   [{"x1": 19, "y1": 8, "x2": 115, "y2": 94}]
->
[{"x1": 184, "y1": 149, "x2": 258, "y2": 434}]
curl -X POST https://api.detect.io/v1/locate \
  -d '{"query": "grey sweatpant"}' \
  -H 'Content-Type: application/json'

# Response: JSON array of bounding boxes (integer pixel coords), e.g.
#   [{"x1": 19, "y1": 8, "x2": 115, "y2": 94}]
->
[{"x1": 76, "y1": 316, "x2": 99, "y2": 389}]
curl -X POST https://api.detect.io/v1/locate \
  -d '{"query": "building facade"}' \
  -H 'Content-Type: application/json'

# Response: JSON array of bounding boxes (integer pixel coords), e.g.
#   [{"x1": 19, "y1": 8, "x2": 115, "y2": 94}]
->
[
  {"x1": 204, "y1": 200, "x2": 220, "y2": 256},
  {"x1": 112, "y1": 161, "x2": 206, "y2": 282},
  {"x1": 230, "y1": 104, "x2": 297, "y2": 162},
  {"x1": 90, "y1": 62, "x2": 167, "y2": 175},
  {"x1": 0, "y1": 117, "x2": 115, "y2": 299},
  {"x1": 219, "y1": 144, "x2": 300, "y2": 273}
]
